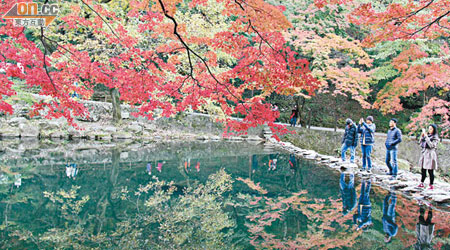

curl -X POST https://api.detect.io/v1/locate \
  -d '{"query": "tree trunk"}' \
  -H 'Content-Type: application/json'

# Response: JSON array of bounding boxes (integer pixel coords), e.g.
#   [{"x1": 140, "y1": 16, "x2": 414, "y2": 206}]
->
[
  {"x1": 307, "y1": 108, "x2": 312, "y2": 129},
  {"x1": 334, "y1": 98, "x2": 338, "y2": 132},
  {"x1": 110, "y1": 88, "x2": 121, "y2": 123},
  {"x1": 298, "y1": 97, "x2": 306, "y2": 127}
]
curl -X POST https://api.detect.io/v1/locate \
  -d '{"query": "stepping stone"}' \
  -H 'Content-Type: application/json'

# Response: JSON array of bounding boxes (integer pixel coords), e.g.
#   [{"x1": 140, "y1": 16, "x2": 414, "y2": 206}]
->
[
  {"x1": 386, "y1": 179, "x2": 400, "y2": 185},
  {"x1": 422, "y1": 189, "x2": 448, "y2": 197},
  {"x1": 430, "y1": 195, "x2": 450, "y2": 203},
  {"x1": 329, "y1": 158, "x2": 340, "y2": 163},
  {"x1": 392, "y1": 181, "x2": 416, "y2": 189},
  {"x1": 304, "y1": 154, "x2": 316, "y2": 160},
  {"x1": 400, "y1": 186, "x2": 421, "y2": 193}
]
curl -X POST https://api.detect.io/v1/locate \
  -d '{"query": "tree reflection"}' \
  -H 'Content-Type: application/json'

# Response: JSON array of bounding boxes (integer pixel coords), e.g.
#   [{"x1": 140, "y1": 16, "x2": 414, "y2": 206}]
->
[
  {"x1": 0, "y1": 168, "x2": 239, "y2": 249},
  {"x1": 234, "y1": 177, "x2": 361, "y2": 249},
  {"x1": 1, "y1": 160, "x2": 450, "y2": 249}
]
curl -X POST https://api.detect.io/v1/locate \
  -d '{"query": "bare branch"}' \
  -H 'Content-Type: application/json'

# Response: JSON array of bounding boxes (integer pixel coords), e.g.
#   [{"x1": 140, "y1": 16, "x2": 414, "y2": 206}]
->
[
  {"x1": 157, "y1": 0, "x2": 241, "y2": 102},
  {"x1": 40, "y1": 28, "x2": 59, "y2": 94},
  {"x1": 80, "y1": 0, "x2": 122, "y2": 42},
  {"x1": 403, "y1": 10, "x2": 450, "y2": 38}
]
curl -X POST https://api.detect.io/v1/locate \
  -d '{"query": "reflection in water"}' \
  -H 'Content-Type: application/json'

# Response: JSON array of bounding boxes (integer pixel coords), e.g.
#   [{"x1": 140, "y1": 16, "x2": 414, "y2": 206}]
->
[
  {"x1": 184, "y1": 158, "x2": 191, "y2": 173},
  {"x1": 383, "y1": 192, "x2": 398, "y2": 243},
  {"x1": 195, "y1": 162, "x2": 200, "y2": 172},
  {"x1": 288, "y1": 154, "x2": 296, "y2": 169},
  {"x1": 354, "y1": 178, "x2": 372, "y2": 231},
  {"x1": 268, "y1": 153, "x2": 278, "y2": 171},
  {"x1": 13, "y1": 174, "x2": 21, "y2": 188},
  {"x1": 146, "y1": 162, "x2": 152, "y2": 175},
  {"x1": 415, "y1": 206, "x2": 434, "y2": 250},
  {"x1": 65, "y1": 163, "x2": 78, "y2": 179},
  {"x1": 251, "y1": 155, "x2": 258, "y2": 174},
  {"x1": 1, "y1": 141, "x2": 450, "y2": 249},
  {"x1": 340, "y1": 172, "x2": 356, "y2": 215},
  {"x1": 157, "y1": 162, "x2": 163, "y2": 172}
]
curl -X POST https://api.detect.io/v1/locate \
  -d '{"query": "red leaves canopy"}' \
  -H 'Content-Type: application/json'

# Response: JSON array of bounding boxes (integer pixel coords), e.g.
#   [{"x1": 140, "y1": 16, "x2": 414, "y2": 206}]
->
[{"x1": 0, "y1": 0, "x2": 318, "y2": 135}]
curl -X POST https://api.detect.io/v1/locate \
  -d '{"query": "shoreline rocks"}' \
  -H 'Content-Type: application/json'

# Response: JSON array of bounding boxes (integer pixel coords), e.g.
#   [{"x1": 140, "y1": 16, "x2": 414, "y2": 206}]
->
[{"x1": 267, "y1": 137, "x2": 450, "y2": 207}]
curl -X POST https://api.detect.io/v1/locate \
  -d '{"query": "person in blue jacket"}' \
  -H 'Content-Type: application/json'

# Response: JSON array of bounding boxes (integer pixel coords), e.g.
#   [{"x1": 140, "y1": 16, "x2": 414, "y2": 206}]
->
[
  {"x1": 383, "y1": 192, "x2": 398, "y2": 243},
  {"x1": 353, "y1": 178, "x2": 372, "y2": 231},
  {"x1": 341, "y1": 118, "x2": 359, "y2": 163},
  {"x1": 358, "y1": 116, "x2": 376, "y2": 173},
  {"x1": 385, "y1": 118, "x2": 402, "y2": 179}
]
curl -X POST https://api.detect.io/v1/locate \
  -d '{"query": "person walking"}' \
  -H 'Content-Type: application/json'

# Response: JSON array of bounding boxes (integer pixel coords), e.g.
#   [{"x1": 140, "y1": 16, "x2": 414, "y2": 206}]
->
[
  {"x1": 417, "y1": 124, "x2": 439, "y2": 190},
  {"x1": 271, "y1": 104, "x2": 279, "y2": 123},
  {"x1": 341, "y1": 118, "x2": 358, "y2": 163},
  {"x1": 358, "y1": 116, "x2": 376, "y2": 173},
  {"x1": 385, "y1": 118, "x2": 402, "y2": 179},
  {"x1": 382, "y1": 192, "x2": 398, "y2": 243},
  {"x1": 289, "y1": 105, "x2": 299, "y2": 127}
]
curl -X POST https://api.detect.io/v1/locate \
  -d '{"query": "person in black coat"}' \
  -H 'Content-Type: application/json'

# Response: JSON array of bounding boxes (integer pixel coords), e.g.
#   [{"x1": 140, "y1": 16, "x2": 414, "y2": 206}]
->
[
  {"x1": 290, "y1": 105, "x2": 299, "y2": 127},
  {"x1": 341, "y1": 118, "x2": 358, "y2": 163}
]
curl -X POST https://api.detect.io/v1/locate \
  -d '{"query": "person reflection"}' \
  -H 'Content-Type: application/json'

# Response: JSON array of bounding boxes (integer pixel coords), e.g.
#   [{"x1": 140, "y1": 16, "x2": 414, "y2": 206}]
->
[
  {"x1": 353, "y1": 178, "x2": 372, "y2": 231},
  {"x1": 252, "y1": 155, "x2": 258, "y2": 174},
  {"x1": 157, "y1": 162, "x2": 163, "y2": 172},
  {"x1": 195, "y1": 162, "x2": 200, "y2": 172},
  {"x1": 14, "y1": 174, "x2": 22, "y2": 188},
  {"x1": 383, "y1": 192, "x2": 398, "y2": 243},
  {"x1": 146, "y1": 162, "x2": 152, "y2": 175},
  {"x1": 268, "y1": 153, "x2": 278, "y2": 171},
  {"x1": 340, "y1": 172, "x2": 356, "y2": 216},
  {"x1": 415, "y1": 205, "x2": 434, "y2": 250},
  {"x1": 184, "y1": 158, "x2": 191, "y2": 173},
  {"x1": 289, "y1": 154, "x2": 297, "y2": 170},
  {"x1": 65, "y1": 163, "x2": 78, "y2": 180}
]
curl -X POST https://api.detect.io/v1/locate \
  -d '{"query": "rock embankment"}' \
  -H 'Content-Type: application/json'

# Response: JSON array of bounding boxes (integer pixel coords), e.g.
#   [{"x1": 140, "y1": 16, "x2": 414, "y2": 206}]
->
[
  {"x1": 267, "y1": 138, "x2": 450, "y2": 208},
  {"x1": 0, "y1": 96, "x2": 267, "y2": 142}
]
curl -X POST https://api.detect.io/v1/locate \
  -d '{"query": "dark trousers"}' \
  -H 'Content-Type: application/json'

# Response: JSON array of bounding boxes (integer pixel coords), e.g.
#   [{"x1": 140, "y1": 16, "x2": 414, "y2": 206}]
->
[{"x1": 421, "y1": 169, "x2": 435, "y2": 185}]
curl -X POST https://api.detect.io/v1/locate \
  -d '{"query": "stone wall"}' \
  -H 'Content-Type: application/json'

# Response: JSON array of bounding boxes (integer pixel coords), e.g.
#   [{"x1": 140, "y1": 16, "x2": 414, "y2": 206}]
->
[{"x1": 0, "y1": 96, "x2": 266, "y2": 141}]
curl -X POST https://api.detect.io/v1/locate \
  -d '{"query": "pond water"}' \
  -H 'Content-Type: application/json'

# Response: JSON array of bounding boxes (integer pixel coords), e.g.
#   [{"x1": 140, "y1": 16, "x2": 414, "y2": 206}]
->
[{"x1": 0, "y1": 139, "x2": 450, "y2": 249}]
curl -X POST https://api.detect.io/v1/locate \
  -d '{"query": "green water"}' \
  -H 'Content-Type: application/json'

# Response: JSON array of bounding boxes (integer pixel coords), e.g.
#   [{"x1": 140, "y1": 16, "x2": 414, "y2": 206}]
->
[{"x1": 0, "y1": 140, "x2": 449, "y2": 249}]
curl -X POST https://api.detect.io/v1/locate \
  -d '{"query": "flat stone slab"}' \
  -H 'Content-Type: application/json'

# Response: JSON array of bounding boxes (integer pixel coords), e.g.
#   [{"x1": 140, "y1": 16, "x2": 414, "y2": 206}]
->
[
  {"x1": 392, "y1": 181, "x2": 417, "y2": 189},
  {"x1": 246, "y1": 135, "x2": 263, "y2": 141},
  {"x1": 400, "y1": 186, "x2": 422, "y2": 193},
  {"x1": 302, "y1": 150, "x2": 316, "y2": 155},
  {"x1": 431, "y1": 195, "x2": 450, "y2": 203},
  {"x1": 304, "y1": 154, "x2": 317, "y2": 160}
]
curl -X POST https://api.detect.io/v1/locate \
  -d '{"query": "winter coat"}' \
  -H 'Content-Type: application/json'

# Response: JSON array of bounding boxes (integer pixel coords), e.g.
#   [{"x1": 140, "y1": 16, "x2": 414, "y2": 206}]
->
[
  {"x1": 385, "y1": 127, "x2": 402, "y2": 150},
  {"x1": 340, "y1": 175, "x2": 356, "y2": 216},
  {"x1": 418, "y1": 134, "x2": 439, "y2": 170},
  {"x1": 342, "y1": 124, "x2": 358, "y2": 147},
  {"x1": 358, "y1": 122, "x2": 376, "y2": 145},
  {"x1": 290, "y1": 108, "x2": 299, "y2": 119}
]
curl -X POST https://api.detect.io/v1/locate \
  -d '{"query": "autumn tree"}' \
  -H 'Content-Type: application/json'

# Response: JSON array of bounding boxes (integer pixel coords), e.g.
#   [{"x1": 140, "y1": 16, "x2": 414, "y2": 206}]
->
[
  {"x1": 0, "y1": 0, "x2": 318, "y2": 134},
  {"x1": 323, "y1": 0, "x2": 450, "y2": 136},
  {"x1": 265, "y1": 0, "x2": 373, "y2": 129}
]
